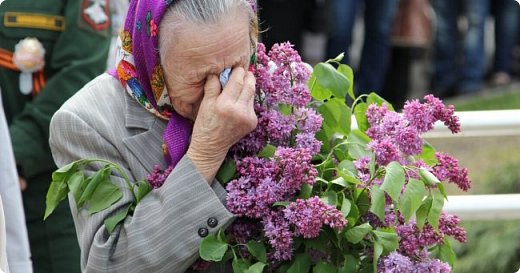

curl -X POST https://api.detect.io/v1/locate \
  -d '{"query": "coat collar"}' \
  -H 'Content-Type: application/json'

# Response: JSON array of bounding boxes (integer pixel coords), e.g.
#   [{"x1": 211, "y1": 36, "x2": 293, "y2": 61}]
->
[{"x1": 122, "y1": 93, "x2": 168, "y2": 173}]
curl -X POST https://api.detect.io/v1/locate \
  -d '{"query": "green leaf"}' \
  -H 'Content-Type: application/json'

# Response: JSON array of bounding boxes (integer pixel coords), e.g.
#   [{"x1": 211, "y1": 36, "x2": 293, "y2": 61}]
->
[
  {"x1": 309, "y1": 73, "x2": 333, "y2": 100},
  {"x1": 439, "y1": 238, "x2": 456, "y2": 268},
  {"x1": 346, "y1": 130, "x2": 371, "y2": 159},
  {"x1": 329, "y1": 52, "x2": 345, "y2": 63},
  {"x1": 318, "y1": 98, "x2": 351, "y2": 136},
  {"x1": 305, "y1": 234, "x2": 328, "y2": 251},
  {"x1": 419, "y1": 168, "x2": 440, "y2": 186},
  {"x1": 437, "y1": 183, "x2": 448, "y2": 200},
  {"x1": 341, "y1": 194, "x2": 352, "y2": 217},
  {"x1": 331, "y1": 177, "x2": 349, "y2": 188},
  {"x1": 244, "y1": 262, "x2": 266, "y2": 273},
  {"x1": 338, "y1": 64, "x2": 354, "y2": 100},
  {"x1": 372, "y1": 228, "x2": 399, "y2": 253},
  {"x1": 380, "y1": 162, "x2": 405, "y2": 202},
  {"x1": 367, "y1": 93, "x2": 394, "y2": 111},
  {"x1": 67, "y1": 171, "x2": 87, "y2": 204},
  {"x1": 246, "y1": 241, "x2": 267, "y2": 263},
  {"x1": 104, "y1": 203, "x2": 131, "y2": 233},
  {"x1": 313, "y1": 262, "x2": 336, "y2": 273},
  {"x1": 345, "y1": 223, "x2": 372, "y2": 244},
  {"x1": 232, "y1": 256, "x2": 250, "y2": 273},
  {"x1": 199, "y1": 233, "x2": 228, "y2": 262},
  {"x1": 275, "y1": 263, "x2": 290, "y2": 273},
  {"x1": 338, "y1": 160, "x2": 357, "y2": 174},
  {"x1": 134, "y1": 180, "x2": 152, "y2": 204},
  {"x1": 216, "y1": 159, "x2": 236, "y2": 184},
  {"x1": 416, "y1": 196, "x2": 433, "y2": 230},
  {"x1": 78, "y1": 166, "x2": 112, "y2": 207},
  {"x1": 338, "y1": 255, "x2": 358, "y2": 273},
  {"x1": 399, "y1": 179, "x2": 427, "y2": 222},
  {"x1": 373, "y1": 241, "x2": 384, "y2": 273},
  {"x1": 279, "y1": 104, "x2": 293, "y2": 116},
  {"x1": 44, "y1": 179, "x2": 69, "y2": 220},
  {"x1": 428, "y1": 189, "x2": 445, "y2": 231},
  {"x1": 287, "y1": 253, "x2": 311, "y2": 273},
  {"x1": 418, "y1": 141, "x2": 438, "y2": 165},
  {"x1": 273, "y1": 201, "x2": 290, "y2": 207},
  {"x1": 88, "y1": 181, "x2": 123, "y2": 215},
  {"x1": 369, "y1": 185, "x2": 385, "y2": 221},
  {"x1": 353, "y1": 103, "x2": 369, "y2": 132},
  {"x1": 299, "y1": 184, "x2": 313, "y2": 199},
  {"x1": 347, "y1": 203, "x2": 360, "y2": 227},
  {"x1": 312, "y1": 62, "x2": 350, "y2": 99},
  {"x1": 258, "y1": 144, "x2": 276, "y2": 158},
  {"x1": 320, "y1": 191, "x2": 338, "y2": 206}
]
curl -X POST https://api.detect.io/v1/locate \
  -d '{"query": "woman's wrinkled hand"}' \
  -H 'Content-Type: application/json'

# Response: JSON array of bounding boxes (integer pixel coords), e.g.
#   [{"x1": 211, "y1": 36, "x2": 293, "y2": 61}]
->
[{"x1": 187, "y1": 67, "x2": 257, "y2": 183}]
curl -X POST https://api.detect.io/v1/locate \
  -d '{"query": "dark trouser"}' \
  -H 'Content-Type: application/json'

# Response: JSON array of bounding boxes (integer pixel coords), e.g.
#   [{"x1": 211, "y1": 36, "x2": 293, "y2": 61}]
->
[
  {"x1": 432, "y1": 0, "x2": 489, "y2": 95},
  {"x1": 326, "y1": 0, "x2": 398, "y2": 94}
]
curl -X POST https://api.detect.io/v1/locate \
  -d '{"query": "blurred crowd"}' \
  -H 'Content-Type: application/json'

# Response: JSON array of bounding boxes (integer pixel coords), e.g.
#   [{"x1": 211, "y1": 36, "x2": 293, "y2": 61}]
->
[{"x1": 260, "y1": 0, "x2": 520, "y2": 108}]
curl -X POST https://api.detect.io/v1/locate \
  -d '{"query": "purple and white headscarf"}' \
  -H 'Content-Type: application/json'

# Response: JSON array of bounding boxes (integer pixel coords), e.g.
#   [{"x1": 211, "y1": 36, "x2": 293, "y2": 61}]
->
[{"x1": 111, "y1": 0, "x2": 256, "y2": 167}]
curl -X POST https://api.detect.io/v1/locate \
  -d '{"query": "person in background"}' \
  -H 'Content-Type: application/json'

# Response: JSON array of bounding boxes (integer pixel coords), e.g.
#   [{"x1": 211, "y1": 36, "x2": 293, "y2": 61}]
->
[
  {"x1": 382, "y1": 0, "x2": 433, "y2": 109},
  {"x1": 489, "y1": 0, "x2": 520, "y2": 87},
  {"x1": 326, "y1": 0, "x2": 398, "y2": 94},
  {"x1": 0, "y1": 0, "x2": 111, "y2": 272},
  {"x1": 259, "y1": 0, "x2": 311, "y2": 52},
  {"x1": 0, "y1": 93, "x2": 32, "y2": 273},
  {"x1": 431, "y1": 0, "x2": 489, "y2": 97}
]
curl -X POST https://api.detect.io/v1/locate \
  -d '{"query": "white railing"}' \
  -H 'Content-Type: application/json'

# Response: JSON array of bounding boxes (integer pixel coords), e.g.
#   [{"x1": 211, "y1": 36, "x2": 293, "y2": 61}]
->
[
  {"x1": 429, "y1": 110, "x2": 520, "y2": 221},
  {"x1": 424, "y1": 110, "x2": 520, "y2": 138}
]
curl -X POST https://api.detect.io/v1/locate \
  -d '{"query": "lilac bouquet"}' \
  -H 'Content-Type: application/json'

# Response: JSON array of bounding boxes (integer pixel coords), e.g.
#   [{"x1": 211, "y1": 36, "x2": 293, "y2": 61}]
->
[
  {"x1": 44, "y1": 42, "x2": 471, "y2": 273},
  {"x1": 197, "y1": 43, "x2": 470, "y2": 273}
]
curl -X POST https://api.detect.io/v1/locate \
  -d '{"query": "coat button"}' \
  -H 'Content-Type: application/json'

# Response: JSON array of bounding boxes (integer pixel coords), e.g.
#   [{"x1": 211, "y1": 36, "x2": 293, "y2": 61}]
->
[
  {"x1": 207, "y1": 217, "x2": 218, "y2": 228},
  {"x1": 198, "y1": 227, "x2": 209, "y2": 238}
]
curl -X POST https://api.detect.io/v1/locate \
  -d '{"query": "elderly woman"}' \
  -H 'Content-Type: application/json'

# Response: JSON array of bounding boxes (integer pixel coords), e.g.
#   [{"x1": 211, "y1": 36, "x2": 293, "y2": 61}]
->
[{"x1": 49, "y1": 0, "x2": 258, "y2": 272}]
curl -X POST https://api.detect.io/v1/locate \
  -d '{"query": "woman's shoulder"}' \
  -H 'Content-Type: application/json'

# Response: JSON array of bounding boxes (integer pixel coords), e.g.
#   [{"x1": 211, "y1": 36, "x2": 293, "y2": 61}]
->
[{"x1": 62, "y1": 74, "x2": 125, "y2": 114}]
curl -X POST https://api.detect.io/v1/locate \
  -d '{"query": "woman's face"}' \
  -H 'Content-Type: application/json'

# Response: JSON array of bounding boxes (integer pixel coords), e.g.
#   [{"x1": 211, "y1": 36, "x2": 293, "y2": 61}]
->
[{"x1": 162, "y1": 12, "x2": 252, "y2": 121}]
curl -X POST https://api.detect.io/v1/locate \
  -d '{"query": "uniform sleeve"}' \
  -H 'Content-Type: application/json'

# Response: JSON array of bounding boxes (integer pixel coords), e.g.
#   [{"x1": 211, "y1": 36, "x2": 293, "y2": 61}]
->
[
  {"x1": 49, "y1": 108, "x2": 235, "y2": 273},
  {"x1": 10, "y1": 0, "x2": 111, "y2": 179}
]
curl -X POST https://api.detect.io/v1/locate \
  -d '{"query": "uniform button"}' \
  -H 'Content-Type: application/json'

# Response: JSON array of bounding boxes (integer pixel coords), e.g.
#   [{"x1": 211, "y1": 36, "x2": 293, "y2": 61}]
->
[
  {"x1": 198, "y1": 227, "x2": 209, "y2": 238},
  {"x1": 207, "y1": 217, "x2": 218, "y2": 228}
]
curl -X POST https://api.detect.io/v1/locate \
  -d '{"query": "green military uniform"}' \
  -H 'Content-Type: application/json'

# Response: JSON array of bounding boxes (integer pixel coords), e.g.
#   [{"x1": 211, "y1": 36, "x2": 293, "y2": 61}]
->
[{"x1": 0, "y1": 0, "x2": 111, "y2": 272}]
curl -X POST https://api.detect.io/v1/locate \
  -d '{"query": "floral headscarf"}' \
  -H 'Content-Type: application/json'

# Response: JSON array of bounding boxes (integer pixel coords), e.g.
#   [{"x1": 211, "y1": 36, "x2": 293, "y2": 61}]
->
[{"x1": 111, "y1": 0, "x2": 257, "y2": 167}]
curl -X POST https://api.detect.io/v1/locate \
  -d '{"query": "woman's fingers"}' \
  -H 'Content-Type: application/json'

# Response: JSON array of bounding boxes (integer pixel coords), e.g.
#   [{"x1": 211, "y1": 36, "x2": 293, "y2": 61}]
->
[
  {"x1": 238, "y1": 71, "x2": 256, "y2": 104},
  {"x1": 222, "y1": 67, "x2": 245, "y2": 100},
  {"x1": 203, "y1": 74, "x2": 222, "y2": 101}
]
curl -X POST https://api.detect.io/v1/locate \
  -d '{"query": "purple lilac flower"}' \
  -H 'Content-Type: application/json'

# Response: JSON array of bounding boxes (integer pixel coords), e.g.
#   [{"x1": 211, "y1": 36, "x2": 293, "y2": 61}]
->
[
  {"x1": 268, "y1": 42, "x2": 302, "y2": 65},
  {"x1": 413, "y1": 259, "x2": 451, "y2": 273},
  {"x1": 439, "y1": 213, "x2": 467, "y2": 243},
  {"x1": 403, "y1": 99, "x2": 435, "y2": 133},
  {"x1": 265, "y1": 110, "x2": 296, "y2": 144},
  {"x1": 284, "y1": 197, "x2": 347, "y2": 238},
  {"x1": 397, "y1": 126, "x2": 423, "y2": 156},
  {"x1": 295, "y1": 133, "x2": 322, "y2": 155},
  {"x1": 263, "y1": 211, "x2": 294, "y2": 261},
  {"x1": 276, "y1": 147, "x2": 318, "y2": 195},
  {"x1": 424, "y1": 95, "x2": 460, "y2": 134},
  {"x1": 191, "y1": 260, "x2": 212, "y2": 271},
  {"x1": 354, "y1": 157, "x2": 371, "y2": 184},
  {"x1": 396, "y1": 221, "x2": 442, "y2": 257},
  {"x1": 147, "y1": 165, "x2": 173, "y2": 189},
  {"x1": 368, "y1": 139, "x2": 401, "y2": 166},
  {"x1": 294, "y1": 107, "x2": 323, "y2": 134},
  {"x1": 378, "y1": 251, "x2": 414, "y2": 273},
  {"x1": 235, "y1": 156, "x2": 278, "y2": 183},
  {"x1": 228, "y1": 219, "x2": 262, "y2": 244},
  {"x1": 433, "y1": 153, "x2": 471, "y2": 191}
]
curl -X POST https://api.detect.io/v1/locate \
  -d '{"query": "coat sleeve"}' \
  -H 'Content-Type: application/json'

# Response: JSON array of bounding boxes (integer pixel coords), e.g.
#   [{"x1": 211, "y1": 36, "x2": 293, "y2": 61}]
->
[
  {"x1": 49, "y1": 108, "x2": 235, "y2": 273},
  {"x1": 10, "y1": 0, "x2": 111, "y2": 179}
]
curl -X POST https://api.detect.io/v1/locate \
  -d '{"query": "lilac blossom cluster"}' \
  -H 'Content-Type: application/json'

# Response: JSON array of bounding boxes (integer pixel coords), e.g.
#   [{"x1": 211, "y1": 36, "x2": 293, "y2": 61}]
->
[
  {"x1": 224, "y1": 43, "x2": 347, "y2": 263},
  {"x1": 365, "y1": 95, "x2": 461, "y2": 166},
  {"x1": 396, "y1": 212, "x2": 466, "y2": 257},
  {"x1": 232, "y1": 43, "x2": 322, "y2": 155},
  {"x1": 146, "y1": 165, "x2": 173, "y2": 189},
  {"x1": 378, "y1": 251, "x2": 451, "y2": 273}
]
